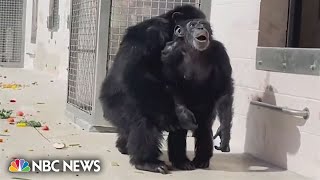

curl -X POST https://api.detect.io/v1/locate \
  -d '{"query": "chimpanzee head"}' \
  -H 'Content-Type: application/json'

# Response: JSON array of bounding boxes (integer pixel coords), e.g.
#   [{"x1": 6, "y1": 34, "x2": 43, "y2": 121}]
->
[{"x1": 174, "y1": 19, "x2": 212, "y2": 51}]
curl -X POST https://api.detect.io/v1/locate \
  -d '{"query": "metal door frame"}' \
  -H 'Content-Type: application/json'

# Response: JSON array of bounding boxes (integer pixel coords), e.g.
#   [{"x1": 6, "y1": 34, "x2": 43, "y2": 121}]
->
[{"x1": 66, "y1": 0, "x2": 113, "y2": 132}]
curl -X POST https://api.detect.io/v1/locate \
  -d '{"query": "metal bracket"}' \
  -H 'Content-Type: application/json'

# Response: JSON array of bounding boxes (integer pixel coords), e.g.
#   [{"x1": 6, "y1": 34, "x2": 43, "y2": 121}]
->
[{"x1": 256, "y1": 47, "x2": 320, "y2": 76}]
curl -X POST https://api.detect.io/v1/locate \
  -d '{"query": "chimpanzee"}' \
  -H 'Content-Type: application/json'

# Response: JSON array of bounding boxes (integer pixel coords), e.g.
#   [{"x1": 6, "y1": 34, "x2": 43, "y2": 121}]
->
[
  {"x1": 99, "y1": 5, "x2": 207, "y2": 174},
  {"x1": 161, "y1": 18, "x2": 234, "y2": 170}
]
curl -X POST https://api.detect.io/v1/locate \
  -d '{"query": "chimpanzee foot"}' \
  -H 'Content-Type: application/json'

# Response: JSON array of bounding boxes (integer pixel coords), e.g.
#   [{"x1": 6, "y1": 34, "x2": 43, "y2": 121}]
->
[
  {"x1": 135, "y1": 161, "x2": 170, "y2": 174},
  {"x1": 172, "y1": 159, "x2": 195, "y2": 170},
  {"x1": 192, "y1": 158, "x2": 210, "y2": 169}
]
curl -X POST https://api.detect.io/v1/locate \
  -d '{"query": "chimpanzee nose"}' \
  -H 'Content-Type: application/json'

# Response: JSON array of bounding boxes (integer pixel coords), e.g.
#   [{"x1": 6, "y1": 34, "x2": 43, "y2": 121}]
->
[{"x1": 196, "y1": 23, "x2": 204, "y2": 30}]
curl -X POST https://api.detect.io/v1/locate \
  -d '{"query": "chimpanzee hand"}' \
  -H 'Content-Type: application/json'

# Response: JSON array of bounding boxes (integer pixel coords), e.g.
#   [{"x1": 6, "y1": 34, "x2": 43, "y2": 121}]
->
[
  {"x1": 175, "y1": 105, "x2": 198, "y2": 131},
  {"x1": 213, "y1": 126, "x2": 231, "y2": 152}
]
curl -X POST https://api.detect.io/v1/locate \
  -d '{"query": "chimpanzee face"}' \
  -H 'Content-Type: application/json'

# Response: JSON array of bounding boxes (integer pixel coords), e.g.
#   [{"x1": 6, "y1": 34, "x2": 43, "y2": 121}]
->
[{"x1": 174, "y1": 19, "x2": 212, "y2": 51}]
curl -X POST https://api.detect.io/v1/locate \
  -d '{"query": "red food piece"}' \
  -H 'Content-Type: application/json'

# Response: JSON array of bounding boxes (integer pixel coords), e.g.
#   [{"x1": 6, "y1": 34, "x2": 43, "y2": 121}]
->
[
  {"x1": 42, "y1": 125, "x2": 49, "y2": 131},
  {"x1": 7, "y1": 118, "x2": 15, "y2": 123},
  {"x1": 10, "y1": 99, "x2": 16, "y2": 103},
  {"x1": 16, "y1": 111, "x2": 24, "y2": 116}
]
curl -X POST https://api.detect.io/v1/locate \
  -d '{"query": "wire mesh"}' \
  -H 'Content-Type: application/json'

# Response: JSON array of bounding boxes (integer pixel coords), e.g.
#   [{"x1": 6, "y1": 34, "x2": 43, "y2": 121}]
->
[
  {"x1": 52, "y1": 0, "x2": 60, "y2": 28},
  {"x1": 67, "y1": 0, "x2": 98, "y2": 113},
  {"x1": 0, "y1": 0, "x2": 24, "y2": 64},
  {"x1": 107, "y1": 0, "x2": 201, "y2": 68}
]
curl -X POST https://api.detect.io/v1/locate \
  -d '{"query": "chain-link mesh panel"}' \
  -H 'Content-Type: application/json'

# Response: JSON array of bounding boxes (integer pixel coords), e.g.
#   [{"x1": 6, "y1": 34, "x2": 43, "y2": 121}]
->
[
  {"x1": 67, "y1": 0, "x2": 98, "y2": 113},
  {"x1": 0, "y1": 0, "x2": 24, "y2": 65},
  {"x1": 107, "y1": 0, "x2": 201, "y2": 69}
]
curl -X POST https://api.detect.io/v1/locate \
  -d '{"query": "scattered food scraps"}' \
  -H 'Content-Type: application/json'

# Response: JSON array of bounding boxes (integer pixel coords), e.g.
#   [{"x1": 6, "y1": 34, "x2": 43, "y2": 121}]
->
[
  {"x1": 10, "y1": 99, "x2": 16, "y2": 103},
  {"x1": 7, "y1": 117, "x2": 15, "y2": 123},
  {"x1": 111, "y1": 162, "x2": 119, "y2": 166},
  {"x1": 42, "y1": 125, "x2": 49, "y2": 131},
  {"x1": 4, "y1": 129, "x2": 8, "y2": 133},
  {"x1": 36, "y1": 102, "x2": 45, "y2": 105},
  {"x1": 27, "y1": 120, "x2": 42, "y2": 127},
  {"x1": 69, "y1": 144, "x2": 80, "y2": 147},
  {"x1": 53, "y1": 143, "x2": 66, "y2": 149},
  {"x1": 16, "y1": 122, "x2": 27, "y2": 127},
  {"x1": 134, "y1": 171, "x2": 144, "y2": 174},
  {"x1": 11, "y1": 177, "x2": 32, "y2": 180},
  {"x1": 28, "y1": 149, "x2": 34, "y2": 152},
  {"x1": 0, "y1": 139, "x2": 3, "y2": 143},
  {"x1": 16, "y1": 111, "x2": 24, "y2": 116},
  {"x1": 1, "y1": 83, "x2": 21, "y2": 89},
  {"x1": 16, "y1": 120, "x2": 42, "y2": 127},
  {"x1": 0, "y1": 109, "x2": 13, "y2": 119}
]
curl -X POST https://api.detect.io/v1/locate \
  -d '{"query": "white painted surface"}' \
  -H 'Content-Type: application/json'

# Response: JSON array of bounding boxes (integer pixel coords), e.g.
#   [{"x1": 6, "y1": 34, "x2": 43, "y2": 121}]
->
[
  {"x1": 24, "y1": 0, "x2": 70, "y2": 80},
  {"x1": 210, "y1": 0, "x2": 320, "y2": 179}
]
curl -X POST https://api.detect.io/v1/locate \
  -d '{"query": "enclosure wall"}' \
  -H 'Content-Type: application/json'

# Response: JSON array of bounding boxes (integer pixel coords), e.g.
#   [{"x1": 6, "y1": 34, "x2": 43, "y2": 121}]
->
[{"x1": 210, "y1": 0, "x2": 320, "y2": 179}]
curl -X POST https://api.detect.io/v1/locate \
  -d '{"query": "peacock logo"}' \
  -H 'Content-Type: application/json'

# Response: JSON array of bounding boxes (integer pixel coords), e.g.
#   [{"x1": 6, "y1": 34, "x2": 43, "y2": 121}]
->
[{"x1": 9, "y1": 159, "x2": 31, "y2": 173}]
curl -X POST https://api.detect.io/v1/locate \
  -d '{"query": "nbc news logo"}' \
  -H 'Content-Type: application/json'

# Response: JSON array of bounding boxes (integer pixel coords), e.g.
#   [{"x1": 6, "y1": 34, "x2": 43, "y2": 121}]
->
[{"x1": 9, "y1": 158, "x2": 101, "y2": 173}]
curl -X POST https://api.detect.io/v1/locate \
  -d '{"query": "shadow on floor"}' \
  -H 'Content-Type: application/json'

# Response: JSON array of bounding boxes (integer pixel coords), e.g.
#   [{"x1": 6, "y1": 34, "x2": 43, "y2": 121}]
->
[
  {"x1": 161, "y1": 151, "x2": 284, "y2": 173},
  {"x1": 210, "y1": 153, "x2": 284, "y2": 172}
]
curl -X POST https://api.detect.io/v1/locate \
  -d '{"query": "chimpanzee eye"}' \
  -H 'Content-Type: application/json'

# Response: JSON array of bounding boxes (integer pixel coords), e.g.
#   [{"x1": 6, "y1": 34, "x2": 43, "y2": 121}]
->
[{"x1": 189, "y1": 22, "x2": 196, "y2": 27}]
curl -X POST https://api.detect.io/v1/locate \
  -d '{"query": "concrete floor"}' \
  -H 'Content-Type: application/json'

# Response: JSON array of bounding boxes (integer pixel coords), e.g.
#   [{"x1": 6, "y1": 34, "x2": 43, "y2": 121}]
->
[{"x1": 0, "y1": 68, "x2": 310, "y2": 180}]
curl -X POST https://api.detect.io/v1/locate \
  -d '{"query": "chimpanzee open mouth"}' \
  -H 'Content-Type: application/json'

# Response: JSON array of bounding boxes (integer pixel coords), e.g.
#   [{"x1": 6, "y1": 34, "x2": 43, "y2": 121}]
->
[{"x1": 196, "y1": 35, "x2": 207, "y2": 41}]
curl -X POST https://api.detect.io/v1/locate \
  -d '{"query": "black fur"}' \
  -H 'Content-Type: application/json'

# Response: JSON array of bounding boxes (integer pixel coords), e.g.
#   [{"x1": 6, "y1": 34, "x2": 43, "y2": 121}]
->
[
  {"x1": 99, "y1": 5, "x2": 206, "y2": 174},
  {"x1": 161, "y1": 19, "x2": 234, "y2": 170}
]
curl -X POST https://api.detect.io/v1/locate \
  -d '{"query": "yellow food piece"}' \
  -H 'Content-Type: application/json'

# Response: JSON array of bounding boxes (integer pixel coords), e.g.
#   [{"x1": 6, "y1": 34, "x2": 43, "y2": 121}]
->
[{"x1": 16, "y1": 122, "x2": 27, "y2": 127}]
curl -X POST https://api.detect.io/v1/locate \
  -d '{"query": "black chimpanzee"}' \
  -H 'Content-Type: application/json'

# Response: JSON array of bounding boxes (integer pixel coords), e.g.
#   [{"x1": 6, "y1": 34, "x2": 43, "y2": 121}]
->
[
  {"x1": 161, "y1": 18, "x2": 234, "y2": 170},
  {"x1": 99, "y1": 5, "x2": 207, "y2": 174}
]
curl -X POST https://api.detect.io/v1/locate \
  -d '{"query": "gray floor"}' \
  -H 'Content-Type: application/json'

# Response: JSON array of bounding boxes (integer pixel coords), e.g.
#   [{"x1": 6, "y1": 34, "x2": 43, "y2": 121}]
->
[{"x1": 0, "y1": 68, "x2": 310, "y2": 180}]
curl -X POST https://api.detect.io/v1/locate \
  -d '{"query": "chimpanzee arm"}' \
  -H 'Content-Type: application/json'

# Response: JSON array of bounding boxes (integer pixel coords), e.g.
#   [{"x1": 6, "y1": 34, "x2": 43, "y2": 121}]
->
[
  {"x1": 161, "y1": 41, "x2": 198, "y2": 130},
  {"x1": 210, "y1": 41, "x2": 234, "y2": 152}
]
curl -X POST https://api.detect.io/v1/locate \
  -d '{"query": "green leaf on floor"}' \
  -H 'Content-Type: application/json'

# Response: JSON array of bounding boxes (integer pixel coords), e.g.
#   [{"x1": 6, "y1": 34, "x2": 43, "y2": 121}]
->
[
  {"x1": 0, "y1": 109, "x2": 13, "y2": 119},
  {"x1": 17, "y1": 120, "x2": 42, "y2": 127}
]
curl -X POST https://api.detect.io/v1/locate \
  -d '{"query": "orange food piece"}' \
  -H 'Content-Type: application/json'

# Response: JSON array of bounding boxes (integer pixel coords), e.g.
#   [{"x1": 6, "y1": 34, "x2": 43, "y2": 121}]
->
[
  {"x1": 16, "y1": 111, "x2": 24, "y2": 116},
  {"x1": 0, "y1": 139, "x2": 3, "y2": 143},
  {"x1": 7, "y1": 118, "x2": 15, "y2": 123}
]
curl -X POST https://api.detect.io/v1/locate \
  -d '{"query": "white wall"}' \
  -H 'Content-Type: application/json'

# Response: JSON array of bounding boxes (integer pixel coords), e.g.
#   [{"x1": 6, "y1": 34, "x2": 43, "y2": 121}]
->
[
  {"x1": 24, "y1": 0, "x2": 36, "y2": 70},
  {"x1": 210, "y1": 0, "x2": 320, "y2": 179},
  {"x1": 24, "y1": 0, "x2": 70, "y2": 80}
]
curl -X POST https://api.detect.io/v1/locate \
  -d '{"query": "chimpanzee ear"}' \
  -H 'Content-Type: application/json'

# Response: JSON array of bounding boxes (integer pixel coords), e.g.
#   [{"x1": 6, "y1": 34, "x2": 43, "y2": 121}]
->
[
  {"x1": 172, "y1": 12, "x2": 184, "y2": 23},
  {"x1": 174, "y1": 25, "x2": 184, "y2": 37}
]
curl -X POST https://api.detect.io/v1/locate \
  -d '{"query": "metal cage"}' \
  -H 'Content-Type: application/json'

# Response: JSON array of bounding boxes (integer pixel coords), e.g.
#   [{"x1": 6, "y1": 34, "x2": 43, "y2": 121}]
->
[
  {"x1": 0, "y1": 0, "x2": 27, "y2": 68},
  {"x1": 66, "y1": 0, "x2": 211, "y2": 132}
]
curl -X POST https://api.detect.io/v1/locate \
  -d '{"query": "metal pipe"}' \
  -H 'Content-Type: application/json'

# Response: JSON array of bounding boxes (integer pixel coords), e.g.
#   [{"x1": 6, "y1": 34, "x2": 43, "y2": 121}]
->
[{"x1": 250, "y1": 100, "x2": 310, "y2": 120}]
